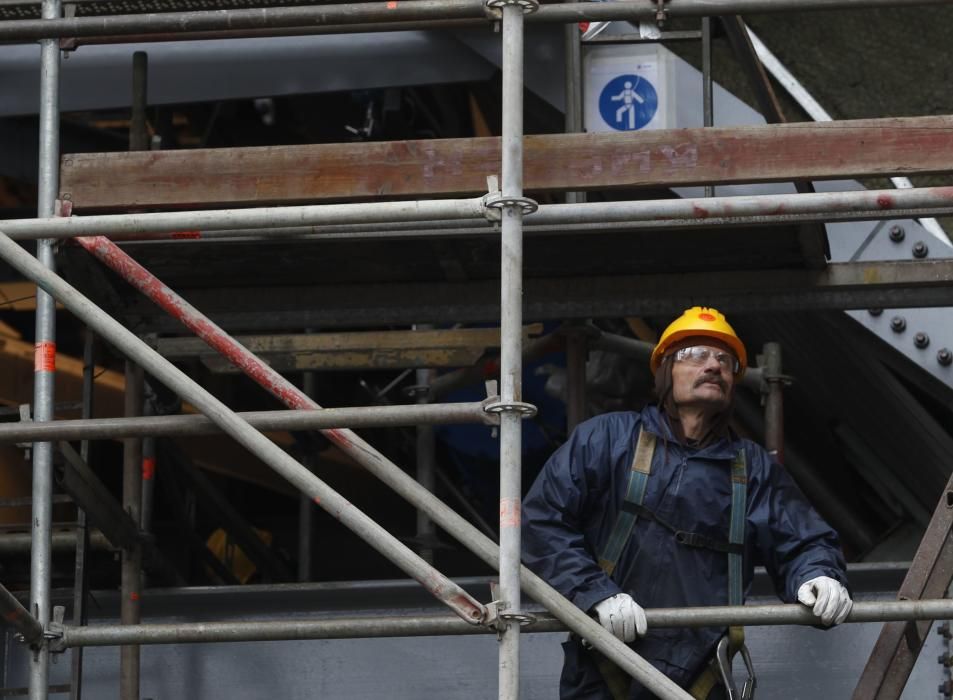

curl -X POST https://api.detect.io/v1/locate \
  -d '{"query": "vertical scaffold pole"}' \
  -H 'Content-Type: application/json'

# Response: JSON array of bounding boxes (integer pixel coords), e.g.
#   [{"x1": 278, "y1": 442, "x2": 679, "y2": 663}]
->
[
  {"x1": 492, "y1": 0, "x2": 537, "y2": 696},
  {"x1": 415, "y1": 360, "x2": 437, "y2": 564},
  {"x1": 30, "y1": 0, "x2": 61, "y2": 697},
  {"x1": 762, "y1": 342, "x2": 784, "y2": 464},
  {"x1": 120, "y1": 363, "x2": 143, "y2": 700}
]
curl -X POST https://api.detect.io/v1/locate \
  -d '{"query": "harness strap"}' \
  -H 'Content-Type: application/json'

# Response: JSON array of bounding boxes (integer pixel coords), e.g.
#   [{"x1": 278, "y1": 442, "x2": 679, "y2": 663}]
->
[
  {"x1": 690, "y1": 448, "x2": 749, "y2": 699},
  {"x1": 620, "y1": 502, "x2": 744, "y2": 555},
  {"x1": 597, "y1": 429, "x2": 655, "y2": 576}
]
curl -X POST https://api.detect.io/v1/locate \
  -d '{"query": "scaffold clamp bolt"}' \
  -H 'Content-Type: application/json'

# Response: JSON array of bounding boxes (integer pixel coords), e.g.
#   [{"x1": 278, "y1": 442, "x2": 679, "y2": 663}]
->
[{"x1": 46, "y1": 606, "x2": 66, "y2": 653}]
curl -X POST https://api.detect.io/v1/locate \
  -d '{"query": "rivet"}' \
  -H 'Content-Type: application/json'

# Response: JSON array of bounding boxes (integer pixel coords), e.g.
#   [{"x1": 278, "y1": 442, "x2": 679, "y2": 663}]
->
[
  {"x1": 890, "y1": 316, "x2": 906, "y2": 333},
  {"x1": 912, "y1": 241, "x2": 929, "y2": 259},
  {"x1": 914, "y1": 332, "x2": 930, "y2": 349},
  {"x1": 938, "y1": 348, "x2": 953, "y2": 367},
  {"x1": 888, "y1": 225, "x2": 905, "y2": 242},
  {"x1": 868, "y1": 308, "x2": 883, "y2": 317}
]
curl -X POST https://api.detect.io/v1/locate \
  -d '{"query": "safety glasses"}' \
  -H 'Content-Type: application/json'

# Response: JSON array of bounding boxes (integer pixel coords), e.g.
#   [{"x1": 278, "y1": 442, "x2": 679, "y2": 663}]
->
[{"x1": 674, "y1": 346, "x2": 740, "y2": 374}]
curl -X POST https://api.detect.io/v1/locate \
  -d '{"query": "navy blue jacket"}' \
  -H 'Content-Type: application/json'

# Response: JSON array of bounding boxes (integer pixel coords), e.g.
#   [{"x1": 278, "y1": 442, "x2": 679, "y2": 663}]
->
[{"x1": 522, "y1": 407, "x2": 848, "y2": 699}]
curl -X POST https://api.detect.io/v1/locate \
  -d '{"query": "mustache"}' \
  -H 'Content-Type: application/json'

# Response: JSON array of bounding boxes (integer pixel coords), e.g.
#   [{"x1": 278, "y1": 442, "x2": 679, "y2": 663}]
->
[{"x1": 694, "y1": 374, "x2": 727, "y2": 390}]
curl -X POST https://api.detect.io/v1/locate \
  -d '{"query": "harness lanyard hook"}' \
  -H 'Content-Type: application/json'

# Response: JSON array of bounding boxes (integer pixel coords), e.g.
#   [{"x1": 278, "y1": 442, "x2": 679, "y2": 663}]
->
[
  {"x1": 715, "y1": 635, "x2": 757, "y2": 700},
  {"x1": 739, "y1": 643, "x2": 757, "y2": 700}
]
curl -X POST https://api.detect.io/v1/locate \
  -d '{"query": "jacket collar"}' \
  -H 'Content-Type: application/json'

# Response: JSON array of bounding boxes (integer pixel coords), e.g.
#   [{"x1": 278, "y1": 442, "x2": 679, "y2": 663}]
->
[{"x1": 640, "y1": 404, "x2": 740, "y2": 460}]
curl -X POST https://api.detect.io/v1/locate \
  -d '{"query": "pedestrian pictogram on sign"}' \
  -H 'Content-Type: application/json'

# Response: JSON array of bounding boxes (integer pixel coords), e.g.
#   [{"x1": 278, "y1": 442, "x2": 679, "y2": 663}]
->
[{"x1": 597, "y1": 74, "x2": 659, "y2": 131}]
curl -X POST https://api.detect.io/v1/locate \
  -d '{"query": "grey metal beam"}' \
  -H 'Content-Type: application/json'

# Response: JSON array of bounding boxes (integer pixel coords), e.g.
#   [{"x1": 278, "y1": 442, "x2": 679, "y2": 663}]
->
[{"x1": 126, "y1": 260, "x2": 953, "y2": 334}]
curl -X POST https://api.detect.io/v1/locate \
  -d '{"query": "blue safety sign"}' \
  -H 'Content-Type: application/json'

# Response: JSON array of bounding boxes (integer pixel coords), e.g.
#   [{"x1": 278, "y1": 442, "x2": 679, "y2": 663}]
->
[{"x1": 597, "y1": 74, "x2": 659, "y2": 131}]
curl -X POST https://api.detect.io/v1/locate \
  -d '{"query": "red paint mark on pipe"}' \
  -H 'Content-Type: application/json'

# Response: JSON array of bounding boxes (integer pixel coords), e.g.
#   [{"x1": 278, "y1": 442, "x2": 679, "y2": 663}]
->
[
  {"x1": 170, "y1": 231, "x2": 202, "y2": 240},
  {"x1": 449, "y1": 593, "x2": 485, "y2": 623},
  {"x1": 386, "y1": 0, "x2": 397, "y2": 7},
  {"x1": 130, "y1": 592, "x2": 140, "y2": 602},
  {"x1": 34, "y1": 341, "x2": 56, "y2": 372},
  {"x1": 876, "y1": 194, "x2": 894, "y2": 209},
  {"x1": 499, "y1": 497, "x2": 521, "y2": 528},
  {"x1": 692, "y1": 204, "x2": 710, "y2": 219},
  {"x1": 142, "y1": 457, "x2": 156, "y2": 481},
  {"x1": 5, "y1": 610, "x2": 21, "y2": 623},
  {"x1": 312, "y1": 496, "x2": 321, "y2": 505}
]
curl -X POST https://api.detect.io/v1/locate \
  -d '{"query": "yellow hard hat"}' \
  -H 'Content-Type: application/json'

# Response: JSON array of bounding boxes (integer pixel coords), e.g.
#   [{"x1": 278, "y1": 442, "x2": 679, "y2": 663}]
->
[{"x1": 650, "y1": 306, "x2": 747, "y2": 376}]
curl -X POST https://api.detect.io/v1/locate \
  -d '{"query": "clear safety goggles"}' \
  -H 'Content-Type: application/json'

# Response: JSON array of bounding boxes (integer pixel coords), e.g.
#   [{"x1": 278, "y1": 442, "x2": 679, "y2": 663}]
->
[{"x1": 673, "y1": 346, "x2": 740, "y2": 374}]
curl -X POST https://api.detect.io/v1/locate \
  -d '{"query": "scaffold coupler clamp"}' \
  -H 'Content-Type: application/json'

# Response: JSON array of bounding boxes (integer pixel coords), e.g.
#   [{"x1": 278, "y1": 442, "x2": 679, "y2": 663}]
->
[
  {"x1": 482, "y1": 176, "x2": 539, "y2": 223},
  {"x1": 44, "y1": 606, "x2": 67, "y2": 654},
  {"x1": 715, "y1": 635, "x2": 757, "y2": 700},
  {"x1": 483, "y1": 0, "x2": 540, "y2": 24},
  {"x1": 485, "y1": 582, "x2": 537, "y2": 639},
  {"x1": 654, "y1": 0, "x2": 670, "y2": 27}
]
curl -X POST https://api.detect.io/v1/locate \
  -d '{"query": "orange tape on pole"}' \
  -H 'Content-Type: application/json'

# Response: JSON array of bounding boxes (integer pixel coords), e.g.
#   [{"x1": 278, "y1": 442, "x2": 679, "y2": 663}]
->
[{"x1": 34, "y1": 340, "x2": 56, "y2": 372}]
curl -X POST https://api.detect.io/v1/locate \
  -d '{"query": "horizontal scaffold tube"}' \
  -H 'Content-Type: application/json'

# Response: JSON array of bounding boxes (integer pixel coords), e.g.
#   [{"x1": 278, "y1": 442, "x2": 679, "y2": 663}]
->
[
  {"x1": 0, "y1": 401, "x2": 498, "y2": 444},
  {"x1": 0, "y1": 531, "x2": 111, "y2": 554},
  {"x1": 0, "y1": 0, "x2": 949, "y2": 42},
  {"x1": 0, "y1": 582, "x2": 44, "y2": 646},
  {"x1": 0, "y1": 197, "x2": 488, "y2": 240},
  {"x1": 3, "y1": 187, "x2": 953, "y2": 241},
  {"x1": 55, "y1": 599, "x2": 953, "y2": 648},
  {"x1": 530, "y1": 186, "x2": 953, "y2": 225}
]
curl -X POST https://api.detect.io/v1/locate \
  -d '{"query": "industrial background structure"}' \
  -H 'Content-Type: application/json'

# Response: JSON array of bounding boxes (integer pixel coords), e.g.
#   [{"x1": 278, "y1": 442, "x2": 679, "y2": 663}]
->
[{"x1": 1, "y1": 0, "x2": 953, "y2": 698}]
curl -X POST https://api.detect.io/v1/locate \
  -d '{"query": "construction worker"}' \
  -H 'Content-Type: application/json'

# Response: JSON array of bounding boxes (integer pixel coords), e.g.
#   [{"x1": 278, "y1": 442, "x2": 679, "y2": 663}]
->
[{"x1": 522, "y1": 306, "x2": 851, "y2": 699}]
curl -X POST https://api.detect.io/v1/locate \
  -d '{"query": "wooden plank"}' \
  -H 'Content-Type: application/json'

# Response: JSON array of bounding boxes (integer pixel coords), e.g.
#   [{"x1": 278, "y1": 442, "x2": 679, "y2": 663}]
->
[
  {"x1": 60, "y1": 116, "x2": 953, "y2": 210},
  {"x1": 156, "y1": 325, "x2": 544, "y2": 372}
]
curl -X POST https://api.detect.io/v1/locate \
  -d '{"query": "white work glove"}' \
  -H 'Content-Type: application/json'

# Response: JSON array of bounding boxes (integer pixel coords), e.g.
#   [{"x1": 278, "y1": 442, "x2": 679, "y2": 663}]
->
[
  {"x1": 797, "y1": 576, "x2": 852, "y2": 626},
  {"x1": 593, "y1": 593, "x2": 647, "y2": 642}
]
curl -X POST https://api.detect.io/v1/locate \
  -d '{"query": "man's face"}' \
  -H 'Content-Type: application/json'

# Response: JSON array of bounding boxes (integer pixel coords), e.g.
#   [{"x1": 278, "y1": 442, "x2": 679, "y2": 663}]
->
[{"x1": 669, "y1": 338, "x2": 736, "y2": 411}]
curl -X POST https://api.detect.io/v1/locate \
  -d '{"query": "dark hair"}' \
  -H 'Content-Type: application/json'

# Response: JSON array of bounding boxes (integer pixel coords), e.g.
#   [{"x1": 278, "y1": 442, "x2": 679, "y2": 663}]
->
[{"x1": 653, "y1": 353, "x2": 735, "y2": 447}]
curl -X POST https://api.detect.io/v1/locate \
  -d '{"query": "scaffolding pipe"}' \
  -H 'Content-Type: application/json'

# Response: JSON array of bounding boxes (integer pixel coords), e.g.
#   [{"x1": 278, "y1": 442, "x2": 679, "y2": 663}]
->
[
  {"x1": 0, "y1": 583, "x2": 44, "y2": 646},
  {"x1": 52, "y1": 599, "x2": 953, "y2": 649},
  {"x1": 0, "y1": 234, "x2": 487, "y2": 628},
  {"x1": 64, "y1": 237, "x2": 687, "y2": 693},
  {"x1": 761, "y1": 343, "x2": 784, "y2": 463},
  {"x1": 531, "y1": 186, "x2": 953, "y2": 225},
  {"x1": 0, "y1": 0, "x2": 949, "y2": 42},
  {"x1": 6, "y1": 186, "x2": 953, "y2": 242},
  {"x1": 496, "y1": 2, "x2": 527, "y2": 697},
  {"x1": 30, "y1": 0, "x2": 61, "y2": 696},
  {"x1": 0, "y1": 531, "x2": 111, "y2": 554},
  {"x1": 120, "y1": 362, "x2": 143, "y2": 700},
  {"x1": 415, "y1": 361, "x2": 437, "y2": 564},
  {"x1": 0, "y1": 198, "x2": 488, "y2": 240},
  {"x1": 0, "y1": 401, "x2": 497, "y2": 444},
  {"x1": 71, "y1": 328, "x2": 95, "y2": 700},
  {"x1": 297, "y1": 371, "x2": 316, "y2": 582}
]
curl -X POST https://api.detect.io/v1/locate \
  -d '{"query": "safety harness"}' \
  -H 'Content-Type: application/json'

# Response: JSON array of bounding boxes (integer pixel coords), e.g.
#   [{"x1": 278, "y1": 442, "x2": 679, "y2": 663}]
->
[{"x1": 592, "y1": 428, "x2": 756, "y2": 700}]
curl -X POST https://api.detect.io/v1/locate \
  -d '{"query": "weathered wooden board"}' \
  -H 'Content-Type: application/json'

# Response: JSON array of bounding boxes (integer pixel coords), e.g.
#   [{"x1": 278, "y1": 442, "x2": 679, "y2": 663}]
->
[{"x1": 60, "y1": 116, "x2": 953, "y2": 210}]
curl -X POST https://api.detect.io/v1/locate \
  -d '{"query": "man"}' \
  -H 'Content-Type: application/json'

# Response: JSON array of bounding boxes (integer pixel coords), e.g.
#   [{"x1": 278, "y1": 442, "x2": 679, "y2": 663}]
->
[{"x1": 522, "y1": 306, "x2": 851, "y2": 699}]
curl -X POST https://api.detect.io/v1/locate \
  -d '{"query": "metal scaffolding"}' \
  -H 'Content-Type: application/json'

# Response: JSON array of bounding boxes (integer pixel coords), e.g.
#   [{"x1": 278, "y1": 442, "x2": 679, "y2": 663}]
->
[{"x1": 2, "y1": 0, "x2": 952, "y2": 699}]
